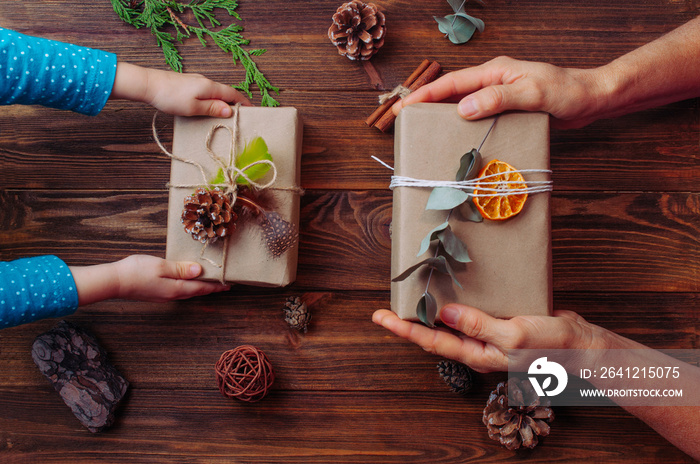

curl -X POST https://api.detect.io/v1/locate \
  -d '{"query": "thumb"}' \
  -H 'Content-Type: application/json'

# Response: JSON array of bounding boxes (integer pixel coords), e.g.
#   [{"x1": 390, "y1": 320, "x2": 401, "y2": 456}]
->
[
  {"x1": 171, "y1": 261, "x2": 203, "y2": 280},
  {"x1": 440, "y1": 304, "x2": 513, "y2": 346},
  {"x1": 196, "y1": 100, "x2": 233, "y2": 118}
]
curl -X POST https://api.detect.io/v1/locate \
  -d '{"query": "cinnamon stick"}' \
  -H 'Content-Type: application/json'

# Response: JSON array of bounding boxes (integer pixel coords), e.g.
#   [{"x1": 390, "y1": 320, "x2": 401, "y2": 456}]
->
[
  {"x1": 365, "y1": 59, "x2": 431, "y2": 127},
  {"x1": 373, "y1": 61, "x2": 442, "y2": 132}
]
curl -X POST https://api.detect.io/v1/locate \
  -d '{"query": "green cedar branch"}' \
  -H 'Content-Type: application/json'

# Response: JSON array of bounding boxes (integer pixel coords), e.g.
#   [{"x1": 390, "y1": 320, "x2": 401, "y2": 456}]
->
[{"x1": 110, "y1": 0, "x2": 279, "y2": 107}]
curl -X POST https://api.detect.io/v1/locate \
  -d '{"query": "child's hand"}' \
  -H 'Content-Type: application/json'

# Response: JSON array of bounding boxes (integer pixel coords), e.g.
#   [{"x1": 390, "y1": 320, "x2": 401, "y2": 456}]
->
[
  {"x1": 71, "y1": 255, "x2": 230, "y2": 305},
  {"x1": 111, "y1": 62, "x2": 252, "y2": 117}
]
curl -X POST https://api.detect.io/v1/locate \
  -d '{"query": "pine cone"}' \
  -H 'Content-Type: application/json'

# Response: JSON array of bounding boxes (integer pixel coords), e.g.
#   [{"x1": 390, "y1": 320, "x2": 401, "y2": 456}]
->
[
  {"x1": 483, "y1": 378, "x2": 554, "y2": 450},
  {"x1": 181, "y1": 187, "x2": 238, "y2": 243},
  {"x1": 328, "y1": 1, "x2": 386, "y2": 61},
  {"x1": 283, "y1": 296, "x2": 311, "y2": 333},
  {"x1": 437, "y1": 360, "x2": 474, "y2": 395}
]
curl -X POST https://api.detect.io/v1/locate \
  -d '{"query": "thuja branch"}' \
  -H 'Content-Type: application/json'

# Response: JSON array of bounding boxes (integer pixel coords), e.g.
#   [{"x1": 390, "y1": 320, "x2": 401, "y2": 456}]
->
[{"x1": 110, "y1": 0, "x2": 279, "y2": 107}]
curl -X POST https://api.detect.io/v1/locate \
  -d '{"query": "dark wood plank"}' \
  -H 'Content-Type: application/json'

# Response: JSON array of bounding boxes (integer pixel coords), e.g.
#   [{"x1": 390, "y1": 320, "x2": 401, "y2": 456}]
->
[
  {"x1": 0, "y1": 98, "x2": 696, "y2": 192},
  {"x1": 0, "y1": 190, "x2": 697, "y2": 292},
  {"x1": 0, "y1": 291, "x2": 695, "y2": 391},
  {"x1": 0, "y1": 389, "x2": 694, "y2": 463},
  {"x1": 1, "y1": 0, "x2": 696, "y2": 87},
  {"x1": 0, "y1": 99, "x2": 700, "y2": 192}
]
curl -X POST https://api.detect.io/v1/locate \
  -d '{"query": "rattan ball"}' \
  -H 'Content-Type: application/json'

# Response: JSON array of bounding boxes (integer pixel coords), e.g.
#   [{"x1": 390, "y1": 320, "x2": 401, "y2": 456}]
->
[{"x1": 215, "y1": 345, "x2": 275, "y2": 402}]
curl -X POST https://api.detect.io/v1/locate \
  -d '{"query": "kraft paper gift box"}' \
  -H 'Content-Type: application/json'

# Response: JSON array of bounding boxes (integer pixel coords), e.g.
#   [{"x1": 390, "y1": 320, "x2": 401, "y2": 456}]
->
[
  {"x1": 165, "y1": 106, "x2": 302, "y2": 287},
  {"x1": 391, "y1": 103, "x2": 552, "y2": 320}
]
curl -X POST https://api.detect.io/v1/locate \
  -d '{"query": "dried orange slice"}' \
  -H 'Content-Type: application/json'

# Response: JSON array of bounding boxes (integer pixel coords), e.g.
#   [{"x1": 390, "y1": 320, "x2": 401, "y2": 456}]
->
[{"x1": 472, "y1": 159, "x2": 528, "y2": 221}]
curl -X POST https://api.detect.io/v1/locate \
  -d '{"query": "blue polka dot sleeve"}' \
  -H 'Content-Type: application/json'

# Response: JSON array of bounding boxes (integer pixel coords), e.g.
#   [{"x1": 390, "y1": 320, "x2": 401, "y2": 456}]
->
[
  {"x1": 0, "y1": 255, "x2": 79, "y2": 329},
  {"x1": 0, "y1": 27, "x2": 117, "y2": 116}
]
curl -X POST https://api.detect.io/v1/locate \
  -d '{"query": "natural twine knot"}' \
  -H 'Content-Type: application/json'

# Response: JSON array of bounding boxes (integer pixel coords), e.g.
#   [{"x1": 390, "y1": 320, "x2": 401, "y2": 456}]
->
[
  {"x1": 215, "y1": 345, "x2": 275, "y2": 402},
  {"x1": 378, "y1": 85, "x2": 411, "y2": 105}
]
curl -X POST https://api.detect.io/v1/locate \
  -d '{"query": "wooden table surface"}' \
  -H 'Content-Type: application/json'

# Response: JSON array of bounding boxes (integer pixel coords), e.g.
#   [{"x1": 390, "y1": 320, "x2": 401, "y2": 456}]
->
[{"x1": 1, "y1": 1, "x2": 698, "y2": 462}]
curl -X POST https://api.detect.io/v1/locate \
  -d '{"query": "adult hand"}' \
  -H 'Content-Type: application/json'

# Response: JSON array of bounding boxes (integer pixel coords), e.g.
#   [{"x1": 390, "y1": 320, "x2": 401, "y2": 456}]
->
[
  {"x1": 111, "y1": 62, "x2": 252, "y2": 118},
  {"x1": 392, "y1": 56, "x2": 609, "y2": 129},
  {"x1": 372, "y1": 304, "x2": 622, "y2": 373}
]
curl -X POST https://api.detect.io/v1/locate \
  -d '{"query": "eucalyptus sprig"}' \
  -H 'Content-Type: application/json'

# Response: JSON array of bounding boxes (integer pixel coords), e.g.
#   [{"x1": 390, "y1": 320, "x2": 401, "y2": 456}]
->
[
  {"x1": 434, "y1": 0, "x2": 485, "y2": 45},
  {"x1": 392, "y1": 149, "x2": 484, "y2": 327},
  {"x1": 110, "y1": 0, "x2": 279, "y2": 107}
]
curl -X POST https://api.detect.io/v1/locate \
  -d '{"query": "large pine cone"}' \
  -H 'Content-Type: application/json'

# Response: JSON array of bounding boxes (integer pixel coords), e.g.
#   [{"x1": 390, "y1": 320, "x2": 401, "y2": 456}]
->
[
  {"x1": 181, "y1": 187, "x2": 238, "y2": 243},
  {"x1": 328, "y1": 1, "x2": 386, "y2": 61},
  {"x1": 483, "y1": 378, "x2": 554, "y2": 450},
  {"x1": 437, "y1": 360, "x2": 474, "y2": 395}
]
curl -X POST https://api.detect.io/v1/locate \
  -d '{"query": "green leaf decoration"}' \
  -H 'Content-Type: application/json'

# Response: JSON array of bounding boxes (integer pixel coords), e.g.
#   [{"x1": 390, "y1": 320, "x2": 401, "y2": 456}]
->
[
  {"x1": 392, "y1": 256, "x2": 463, "y2": 289},
  {"x1": 418, "y1": 221, "x2": 450, "y2": 257},
  {"x1": 426, "y1": 187, "x2": 470, "y2": 210},
  {"x1": 456, "y1": 148, "x2": 481, "y2": 181},
  {"x1": 458, "y1": 199, "x2": 484, "y2": 223},
  {"x1": 210, "y1": 167, "x2": 226, "y2": 186},
  {"x1": 436, "y1": 227, "x2": 471, "y2": 263},
  {"x1": 417, "y1": 292, "x2": 438, "y2": 327},
  {"x1": 235, "y1": 137, "x2": 272, "y2": 185}
]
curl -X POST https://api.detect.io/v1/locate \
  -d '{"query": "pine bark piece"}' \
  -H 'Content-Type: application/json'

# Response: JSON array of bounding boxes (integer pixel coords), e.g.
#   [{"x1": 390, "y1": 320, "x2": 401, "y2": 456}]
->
[{"x1": 31, "y1": 321, "x2": 129, "y2": 433}]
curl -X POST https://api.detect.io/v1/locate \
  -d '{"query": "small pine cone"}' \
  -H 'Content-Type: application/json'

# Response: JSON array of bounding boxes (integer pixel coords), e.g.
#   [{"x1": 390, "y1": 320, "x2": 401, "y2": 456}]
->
[
  {"x1": 328, "y1": 1, "x2": 386, "y2": 61},
  {"x1": 437, "y1": 360, "x2": 474, "y2": 395},
  {"x1": 483, "y1": 378, "x2": 555, "y2": 450},
  {"x1": 283, "y1": 296, "x2": 311, "y2": 333},
  {"x1": 181, "y1": 187, "x2": 237, "y2": 243}
]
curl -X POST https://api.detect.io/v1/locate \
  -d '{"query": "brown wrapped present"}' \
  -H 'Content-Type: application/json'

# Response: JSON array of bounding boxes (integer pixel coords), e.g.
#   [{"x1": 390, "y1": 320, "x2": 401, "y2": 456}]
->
[
  {"x1": 165, "y1": 106, "x2": 302, "y2": 287},
  {"x1": 391, "y1": 103, "x2": 552, "y2": 321}
]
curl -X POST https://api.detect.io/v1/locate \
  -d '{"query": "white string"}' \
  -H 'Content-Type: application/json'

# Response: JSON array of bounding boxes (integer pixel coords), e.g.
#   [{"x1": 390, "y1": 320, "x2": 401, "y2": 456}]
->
[
  {"x1": 371, "y1": 155, "x2": 394, "y2": 171},
  {"x1": 389, "y1": 169, "x2": 553, "y2": 197}
]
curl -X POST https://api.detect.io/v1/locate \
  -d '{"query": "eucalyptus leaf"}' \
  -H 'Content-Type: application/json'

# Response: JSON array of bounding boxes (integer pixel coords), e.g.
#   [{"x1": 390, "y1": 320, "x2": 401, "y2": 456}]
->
[
  {"x1": 456, "y1": 148, "x2": 481, "y2": 181},
  {"x1": 426, "y1": 187, "x2": 470, "y2": 211},
  {"x1": 458, "y1": 198, "x2": 484, "y2": 222},
  {"x1": 235, "y1": 137, "x2": 272, "y2": 185},
  {"x1": 417, "y1": 221, "x2": 450, "y2": 257},
  {"x1": 392, "y1": 255, "x2": 463, "y2": 290},
  {"x1": 392, "y1": 258, "x2": 428, "y2": 282},
  {"x1": 447, "y1": 0, "x2": 467, "y2": 14},
  {"x1": 455, "y1": 12, "x2": 485, "y2": 32},
  {"x1": 436, "y1": 227, "x2": 471, "y2": 263},
  {"x1": 417, "y1": 291, "x2": 438, "y2": 327},
  {"x1": 391, "y1": 256, "x2": 462, "y2": 288},
  {"x1": 435, "y1": 14, "x2": 480, "y2": 45},
  {"x1": 430, "y1": 255, "x2": 463, "y2": 289}
]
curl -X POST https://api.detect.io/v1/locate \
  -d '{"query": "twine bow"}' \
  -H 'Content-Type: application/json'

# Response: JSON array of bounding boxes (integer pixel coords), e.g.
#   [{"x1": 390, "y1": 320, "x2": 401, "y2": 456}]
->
[{"x1": 152, "y1": 103, "x2": 287, "y2": 284}]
